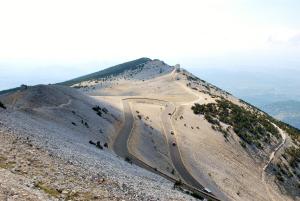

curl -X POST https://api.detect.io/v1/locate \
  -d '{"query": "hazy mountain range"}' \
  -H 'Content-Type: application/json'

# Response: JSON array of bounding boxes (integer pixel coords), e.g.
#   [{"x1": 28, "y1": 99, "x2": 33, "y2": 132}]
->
[
  {"x1": 193, "y1": 68, "x2": 300, "y2": 129},
  {"x1": 263, "y1": 100, "x2": 300, "y2": 129}
]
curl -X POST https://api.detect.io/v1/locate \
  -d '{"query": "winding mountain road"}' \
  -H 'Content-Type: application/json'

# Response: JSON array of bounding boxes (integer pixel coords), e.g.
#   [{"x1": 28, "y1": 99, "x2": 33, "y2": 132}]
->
[
  {"x1": 262, "y1": 125, "x2": 287, "y2": 201},
  {"x1": 113, "y1": 98, "x2": 222, "y2": 201},
  {"x1": 161, "y1": 102, "x2": 205, "y2": 189},
  {"x1": 112, "y1": 99, "x2": 177, "y2": 179},
  {"x1": 112, "y1": 100, "x2": 132, "y2": 159},
  {"x1": 112, "y1": 70, "x2": 232, "y2": 200}
]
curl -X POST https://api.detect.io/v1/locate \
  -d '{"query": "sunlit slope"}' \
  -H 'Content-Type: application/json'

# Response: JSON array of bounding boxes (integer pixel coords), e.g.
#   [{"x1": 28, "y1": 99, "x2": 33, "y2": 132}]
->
[
  {"x1": 0, "y1": 58, "x2": 299, "y2": 201},
  {"x1": 75, "y1": 59, "x2": 299, "y2": 201}
]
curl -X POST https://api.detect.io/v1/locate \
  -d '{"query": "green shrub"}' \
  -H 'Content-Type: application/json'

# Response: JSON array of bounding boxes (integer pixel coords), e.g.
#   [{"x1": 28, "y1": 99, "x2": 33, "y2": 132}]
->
[
  {"x1": 96, "y1": 111, "x2": 102, "y2": 117},
  {"x1": 0, "y1": 101, "x2": 6, "y2": 109},
  {"x1": 34, "y1": 182, "x2": 61, "y2": 197},
  {"x1": 102, "y1": 107, "x2": 108, "y2": 114},
  {"x1": 174, "y1": 180, "x2": 183, "y2": 187},
  {"x1": 96, "y1": 141, "x2": 103, "y2": 149},
  {"x1": 92, "y1": 106, "x2": 101, "y2": 112},
  {"x1": 285, "y1": 147, "x2": 300, "y2": 168},
  {"x1": 274, "y1": 119, "x2": 300, "y2": 142},
  {"x1": 125, "y1": 157, "x2": 132, "y2": 164},
  {"x1": 276, "y1": 173, "x2": 284, "y2": 182},
  {"x1": 191, "y1": 99, "x2": 280, "y2": 149},
  {"x1": 239, "y1": 141, "x2": 246, "y2": 148},
  {"x1": 61, "y1": 57, "x2": 150, "y2": 86}
]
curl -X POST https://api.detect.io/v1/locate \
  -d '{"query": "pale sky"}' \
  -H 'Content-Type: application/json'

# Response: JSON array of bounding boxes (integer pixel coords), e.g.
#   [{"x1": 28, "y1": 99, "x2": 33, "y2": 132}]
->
[{"x1": 0, "y1": 0, "x2": 300, "y2": 90}]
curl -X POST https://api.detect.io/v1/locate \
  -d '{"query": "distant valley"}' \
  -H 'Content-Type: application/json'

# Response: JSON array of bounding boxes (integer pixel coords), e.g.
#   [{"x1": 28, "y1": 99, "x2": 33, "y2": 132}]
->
[
  {"x1": 264, "y1": 100, "x2": 300, "y2": 129},
  {"x1": 194, "y1": 68, "x2": 300, "y2": 129}
]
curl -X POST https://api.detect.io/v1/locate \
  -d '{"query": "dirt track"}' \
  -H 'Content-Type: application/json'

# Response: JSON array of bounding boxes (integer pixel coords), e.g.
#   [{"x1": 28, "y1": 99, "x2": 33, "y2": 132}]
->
[{"x1": 262, "y1": 125, "x2": 287, "y2": 201}]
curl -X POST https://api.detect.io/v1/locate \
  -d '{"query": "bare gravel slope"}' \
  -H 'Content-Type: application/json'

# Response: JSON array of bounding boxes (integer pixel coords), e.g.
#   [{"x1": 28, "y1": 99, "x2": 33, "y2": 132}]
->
[
  {"x1": 0, "y1": 85, "x2": 195, "y2": 201},
  {"x1": 1, "y1": 58, "x2": 299, "y2": 201}
]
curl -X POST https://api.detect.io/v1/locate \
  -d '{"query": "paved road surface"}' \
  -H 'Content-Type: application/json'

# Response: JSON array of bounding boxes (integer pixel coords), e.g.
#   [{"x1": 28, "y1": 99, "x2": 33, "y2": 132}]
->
[
  {"x1": 113, "y1": 100, "x2": 132, "y2": 159},
  {"x1": 112, "y1": 100, "x2": 176, "y2": 178},
  {"x1": 113, "y1": 98, "x2": 223, "y2": 201},
  {"x1": 161, "y1": 103, "x2": 204, "y2": 189}
]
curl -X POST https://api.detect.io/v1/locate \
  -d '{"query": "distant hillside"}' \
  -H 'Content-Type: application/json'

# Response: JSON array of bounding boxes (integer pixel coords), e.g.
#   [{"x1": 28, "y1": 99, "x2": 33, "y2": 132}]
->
[
  {"x1": 0, "y1": 57, "x2": 152, "y2": 95},
  {"x1": 0, "y1": 86, "x2": 21, "y2": 95},
  {"x1": 60, "y1": 57, "x2": 151, "y2": 86},
  {"x1": 263, "y1": 100, "x2": 300, "y2": 129}
]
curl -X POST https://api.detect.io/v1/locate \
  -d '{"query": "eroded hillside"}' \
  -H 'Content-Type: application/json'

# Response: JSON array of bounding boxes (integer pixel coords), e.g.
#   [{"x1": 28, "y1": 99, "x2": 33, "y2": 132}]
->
[
  {"x1": 0, "y1": 58, "x2": 299, "y2": 201},
  {"x1": 0, "y1": 84, "x2": 194, "y2": 201}
]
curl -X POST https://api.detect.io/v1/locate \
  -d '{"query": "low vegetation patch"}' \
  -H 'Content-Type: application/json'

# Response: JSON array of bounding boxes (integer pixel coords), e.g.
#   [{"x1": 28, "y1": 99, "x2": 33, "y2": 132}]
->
[
  {"x1": 125, "y1": 157, "x2": 132, "y2": 164},
  {"x1": 62, "y1": 57, "x2": 150, "y2": 86},
  {"x1": 239, "y1": 141, "x2": 247, "y2": 149},
  {"x1": 0, "y1": 155, "x2": 16, "y2": 169},
  {"x1": 273, "y1": 119, "x2": 300, "y2": 144},
  {"x1": 173, "y1": 180, "x2": 204, "y2": 200},
  {"x1": 0, "y1": 101, "x2": 6, "y2": 109},
  {"x1": 92, "y1": 105, "x2": 109, "y2": 117},
  {"x1": 268, "y1": 116, "x2": 300, "y2": 187},
  {"x1": 96, "y1": 141, "x2": 103, "y2": 149},
  {"x1": 34, "y1": 181, "x2": 61, "y2": 198},
  {"x1": 89, "y1": 140, "x2": 106, "y2": 150},
  {"x1": 193, "y1": 99, "x2": 300, "y2": 190},
  {"x1": 285, "y1": 146, "x2": 300, "y2": 168},
  {"x1": 191, "y1": 99, "x2": 280, "y2": 149}
]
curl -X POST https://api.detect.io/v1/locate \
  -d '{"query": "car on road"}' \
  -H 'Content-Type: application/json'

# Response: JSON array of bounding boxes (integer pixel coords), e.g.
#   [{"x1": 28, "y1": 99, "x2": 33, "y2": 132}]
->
[
  {"x1": 170, "y1": 131, "x2": 174, "y2": 135},
  {"x1": 204, "y1": 188, "x2": 212, "y2": 193},
  {"x1": 172, "y1": 142, "x2": 176, "y2": 146}
]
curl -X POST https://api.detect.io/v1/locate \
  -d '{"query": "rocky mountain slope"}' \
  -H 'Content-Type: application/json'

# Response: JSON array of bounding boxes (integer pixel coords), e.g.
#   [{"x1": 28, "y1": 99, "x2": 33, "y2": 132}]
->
[
  {"x1": 0, "y1": 58, "x2": 299, "y2": 201},
  {"x1": 0, "y1": 84, "x2": 194, "y2": 201}
]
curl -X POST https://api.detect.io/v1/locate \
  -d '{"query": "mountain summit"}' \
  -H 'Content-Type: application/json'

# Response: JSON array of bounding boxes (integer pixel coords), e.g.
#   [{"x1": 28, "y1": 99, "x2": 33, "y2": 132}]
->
[
  {"x1": 61, "y1": 57, "x2": 152, "y2": 86},
  {"x1": 0, "y1": 58, "x2": 299, "y2": 201}
]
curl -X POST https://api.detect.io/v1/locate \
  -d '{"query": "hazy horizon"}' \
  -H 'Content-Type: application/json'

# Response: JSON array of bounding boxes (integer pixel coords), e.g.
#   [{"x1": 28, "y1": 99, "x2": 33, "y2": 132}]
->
[
  {"x1": 1, "y1": 0, "x2": 300, "y2": 95},
  {"x1": 1, "y1": 55, "x2": 300, "y2": 91}
]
